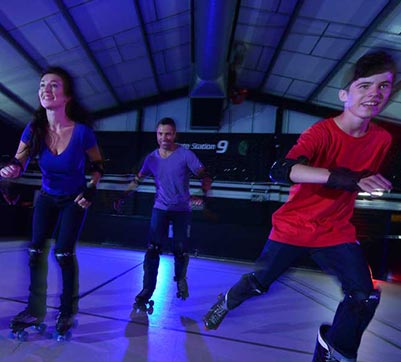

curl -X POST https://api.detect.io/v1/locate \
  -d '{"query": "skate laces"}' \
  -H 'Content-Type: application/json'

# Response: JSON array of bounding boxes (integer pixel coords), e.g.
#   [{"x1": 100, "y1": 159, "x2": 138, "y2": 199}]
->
[{"x1": 209, "y1": 294, "x2": 228, "y2": 322}]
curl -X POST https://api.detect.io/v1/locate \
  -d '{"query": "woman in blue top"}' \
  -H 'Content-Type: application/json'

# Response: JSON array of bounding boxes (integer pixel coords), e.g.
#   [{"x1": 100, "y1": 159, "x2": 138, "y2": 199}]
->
[{"x1": 0, "y1": 66, "x2": 103, "y2": 337}]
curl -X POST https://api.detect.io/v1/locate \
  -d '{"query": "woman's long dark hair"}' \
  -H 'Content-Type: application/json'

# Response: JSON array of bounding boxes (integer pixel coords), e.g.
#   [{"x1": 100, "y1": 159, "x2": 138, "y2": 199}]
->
[{"x1": 28, "y1": 66, "x2": 92, "y2": 157}]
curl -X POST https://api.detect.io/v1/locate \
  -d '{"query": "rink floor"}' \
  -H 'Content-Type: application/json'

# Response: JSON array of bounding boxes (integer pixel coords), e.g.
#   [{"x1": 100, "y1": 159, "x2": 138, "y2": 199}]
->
[{"x1": 0, "y1": 240, "x2": 400, "y2": 362}]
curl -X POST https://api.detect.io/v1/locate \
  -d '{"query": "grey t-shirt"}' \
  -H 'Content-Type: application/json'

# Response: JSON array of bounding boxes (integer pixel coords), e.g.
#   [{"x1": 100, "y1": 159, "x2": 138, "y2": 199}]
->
[{"x1": 140, "y1": 145, "x2": 204, "y2": 211}]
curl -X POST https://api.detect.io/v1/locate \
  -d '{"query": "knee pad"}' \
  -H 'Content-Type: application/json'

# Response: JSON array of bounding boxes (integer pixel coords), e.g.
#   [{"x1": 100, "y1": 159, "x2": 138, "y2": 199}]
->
[
  {"x1": 174, "y1": 252, "x2": 189, "y2": 280},
  {"x1": 173, "y1": 240, "x2": 188, "y2": 256},
  {"x1": 145, "y1": 244, "x2": 162, "y2": 259},
  {"x1": 246, "y1": 273, "x2": 267, "y2": 295},
  {"x1": 226, "y1": 273, "x2": 266, "y2": 310},
  {"x1": 176, "y1": 252, "x2": 189, "y2": 262},
  {"x1": 55, "y1": 252, "x2": 75, "y2": 267},
  {"x1": 346, "y1": 289, "x2": 381, "y2": 315},
  {"x1": 28, "y1": 248, "x2": 45, "y2": 267}
]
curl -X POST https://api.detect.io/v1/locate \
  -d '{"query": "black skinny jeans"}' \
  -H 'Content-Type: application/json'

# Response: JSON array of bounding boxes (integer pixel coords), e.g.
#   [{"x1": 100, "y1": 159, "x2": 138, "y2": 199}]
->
[{"x1": 28, "y1": 191, "x2": 86, "y2": 317}]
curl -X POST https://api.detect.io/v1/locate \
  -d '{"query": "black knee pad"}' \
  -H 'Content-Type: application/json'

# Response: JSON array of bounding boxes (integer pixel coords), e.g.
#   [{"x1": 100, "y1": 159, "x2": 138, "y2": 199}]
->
[
  {"x1": 55, "y1": 252, "x2": 75, "y2": 267},
  {"x1": 246, "y1": 272, "x2": 267, "y2": 294},
  {"x1": 227, "y1": 272, "x2": 266, "y2": 310},
  {"x1": 174, "y1": 249, "x2": 189, "y2": 261},
  {"x1": 28, "y1": 248, "x2": 45, "y2": 267},
  {"x1": 174, "y1": 252, "x2": 189, "y2": 280},
  {"x1": 145, "y1": 244, "x2": 161, "y2": 259},
  {"x1": 346, "y1": 289, "x2": 381, "y2": 316}
]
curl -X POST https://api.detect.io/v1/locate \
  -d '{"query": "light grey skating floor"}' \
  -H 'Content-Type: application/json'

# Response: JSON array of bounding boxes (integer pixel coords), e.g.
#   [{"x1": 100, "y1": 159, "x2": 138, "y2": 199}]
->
[{"x1": 0, "y1": 240, "x2": 400, "y2": 362}]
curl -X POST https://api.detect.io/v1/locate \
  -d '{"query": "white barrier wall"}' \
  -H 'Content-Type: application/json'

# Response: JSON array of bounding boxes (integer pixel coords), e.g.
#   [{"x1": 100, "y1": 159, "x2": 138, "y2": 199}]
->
[{"x1": 95, "y1": 97, "x2": 323, "y2": 135}]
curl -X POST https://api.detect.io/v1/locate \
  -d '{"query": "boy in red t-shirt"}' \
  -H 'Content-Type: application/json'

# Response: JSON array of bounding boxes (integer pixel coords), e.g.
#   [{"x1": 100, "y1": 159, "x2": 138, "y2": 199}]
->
[{"x1": 203, "y1": 51, "x2": 396, "y2": 362}]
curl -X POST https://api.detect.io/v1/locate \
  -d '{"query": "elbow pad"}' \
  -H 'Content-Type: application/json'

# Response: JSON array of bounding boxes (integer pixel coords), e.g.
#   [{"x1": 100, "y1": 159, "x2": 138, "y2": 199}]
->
[{"x1": 269, "y1": 156, "x2": 308, "y2": 184}]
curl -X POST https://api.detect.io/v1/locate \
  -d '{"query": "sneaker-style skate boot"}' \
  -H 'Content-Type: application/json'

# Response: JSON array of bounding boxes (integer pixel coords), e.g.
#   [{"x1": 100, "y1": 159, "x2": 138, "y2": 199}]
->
[
  {"x1": 312, "y1": 324, "x2": 356, "y2": 362},
  {"x1": 9, "y1": 309, "x2": 47, "y2": 341},
  {"x1": 133, "y1": 288, "x2": 155, "y2": 314},
  {"x1": 174, "y1": 276, "x2": 189, "y2": 300},
  {"x1": 203, "y1": 293, "x2": 229, "y2": 330},
  {"x1": 54, "y1": 312, "x2": 77, "y2": 341}
]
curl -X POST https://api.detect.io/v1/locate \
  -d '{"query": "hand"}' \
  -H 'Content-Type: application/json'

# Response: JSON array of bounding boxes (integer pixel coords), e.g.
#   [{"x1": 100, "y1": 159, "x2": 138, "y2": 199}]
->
[
  {"x1": 190, "y1": 196, "x2": 205, "y2": 208},
  {"x1": 357, "y1": 173, "x2": 392, "y2": 195},
  {"x1": 74, "y1": 193, "x2": 92, "y2": 209},
  {"x1": 0, "y1": 164, "x2": 21, "y2": 179}
]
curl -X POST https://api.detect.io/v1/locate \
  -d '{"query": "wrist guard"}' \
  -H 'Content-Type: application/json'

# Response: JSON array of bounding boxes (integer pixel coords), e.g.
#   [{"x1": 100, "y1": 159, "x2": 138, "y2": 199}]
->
[
  {"x1": 89, "y1": 160, "x2": 104, "y2": 176},
  {"x1": 82, "y1": 182, "x2": 97, "y2": 202},
  {"x1": 9, "y1": 157, "x2": 23, "y2": 176},
  {"x1": 326, "y1": 167, "x2": 371, "y2": 192}
]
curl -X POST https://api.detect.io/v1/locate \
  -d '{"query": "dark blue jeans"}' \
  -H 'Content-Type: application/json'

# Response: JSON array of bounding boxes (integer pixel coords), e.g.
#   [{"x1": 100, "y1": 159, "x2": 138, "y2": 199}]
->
[
  {"x1": 141, "y1": 208, "x2": 192, "y2": 293},
  {"x1": 148, "y1": 208, "x2": 192, "y2": 253},
  {"x1": 28, "y1": 191, "x2": 87, "y2": 317},
  {"x1": 249, "y1": 240, "x2": 376, "y2": 359}
]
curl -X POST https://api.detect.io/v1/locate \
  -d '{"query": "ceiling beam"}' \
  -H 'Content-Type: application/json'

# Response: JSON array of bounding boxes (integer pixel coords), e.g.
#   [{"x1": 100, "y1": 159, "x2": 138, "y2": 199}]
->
[
  {"x1": 307, "y1": 0, "x2": 401, "y2": 102},
  {"x1": 226, "y1": 0, "x2": 242, "y2": 63},
  {"x1": 257, "y1": 0, "x2": 303, "y2": 91},
  {"x1": 0, "y1": 23, "x2": 43, "y2": 73},
  {"x1": 54, "y1": 0, "x2": 122, "y2": 105},
  {"x1": 133, "y1": 0, "x2": 161, "y2": 92},
  {"x1": 0, "y1": 23, "x2": 41, "y2": 118},
  {"x1": 0, "y1": 82, "x2": 35, "y2": 115},
  {"x1": 92, "y1": 87, "x2": 188, "y2": 120}
]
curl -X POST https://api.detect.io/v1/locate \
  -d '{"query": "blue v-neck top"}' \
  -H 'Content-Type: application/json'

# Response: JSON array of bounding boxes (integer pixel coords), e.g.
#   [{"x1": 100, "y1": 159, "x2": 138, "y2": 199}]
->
[{"x1": 21, "y1": 122, "x2": 97, "y2": 196}]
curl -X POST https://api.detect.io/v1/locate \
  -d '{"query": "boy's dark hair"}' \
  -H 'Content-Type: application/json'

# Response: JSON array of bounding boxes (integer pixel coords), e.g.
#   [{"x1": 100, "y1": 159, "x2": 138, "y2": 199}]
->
[
  {"x1": 156, "y1": 117, "x2": 176, "y2": 130},
  {"x1": 343, "y1": 50, "x2": 397, "y2": 89}
]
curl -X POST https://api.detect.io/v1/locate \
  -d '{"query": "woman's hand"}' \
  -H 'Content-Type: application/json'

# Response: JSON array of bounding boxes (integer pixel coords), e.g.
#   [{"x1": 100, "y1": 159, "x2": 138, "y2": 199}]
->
[{"x1": 0, "y1": 164, "x2": 21, "y2": 179}]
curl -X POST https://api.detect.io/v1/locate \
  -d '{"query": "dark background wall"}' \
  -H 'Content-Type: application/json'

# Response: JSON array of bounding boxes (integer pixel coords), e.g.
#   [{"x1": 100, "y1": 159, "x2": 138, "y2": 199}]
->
[{"x1": 2, "y1": 128, "x2": 401, "y2": 283}]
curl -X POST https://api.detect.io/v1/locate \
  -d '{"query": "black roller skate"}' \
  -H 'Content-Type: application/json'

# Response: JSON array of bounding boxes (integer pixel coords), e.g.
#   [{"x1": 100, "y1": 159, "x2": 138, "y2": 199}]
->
[
  {"x1": 203, "y1": 293, "x2": 229, "y2": 330},
  {"x1": 9, "y1": 309, "x2": 47, "y2": 341},
  {"x1": 54, "y1": 312, "x2": 77, "y2": 341},
  {"x1": 312, "y1": 324, "x2": 356, "y2": 362},
  {"x1": 175, "y1": 276, "x2": 189, "y2": 300},
  {"x1": 132, "y1": 289, "x2": 154, "y2": 315}
]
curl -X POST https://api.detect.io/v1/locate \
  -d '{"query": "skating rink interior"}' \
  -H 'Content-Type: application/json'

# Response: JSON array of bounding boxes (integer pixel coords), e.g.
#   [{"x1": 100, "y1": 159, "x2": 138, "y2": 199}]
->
[{"x1": 0, "y1": 239, "x2": 400, "y2": 362}]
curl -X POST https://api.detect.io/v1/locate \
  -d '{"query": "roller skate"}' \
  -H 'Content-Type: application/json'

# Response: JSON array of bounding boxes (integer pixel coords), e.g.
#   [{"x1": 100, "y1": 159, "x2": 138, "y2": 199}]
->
[
  {"x1": 312, "y1": 324, "x2": 356, "y2": 362},
  {"x1": 175, "y1": 276, "x2": 189, "y2": 300},
  {"x1": 9, "y1": 309, "x2": 47, "y2": 341},
  {"x1": 203, "y1": 293, "x2": 229, "y2": 330},
  {"x1": 132, "y1": 289, "x2": 154, "y2": 315},
  {"x1": 53, "y1": 312, "x2": 77, "y2": 341}
]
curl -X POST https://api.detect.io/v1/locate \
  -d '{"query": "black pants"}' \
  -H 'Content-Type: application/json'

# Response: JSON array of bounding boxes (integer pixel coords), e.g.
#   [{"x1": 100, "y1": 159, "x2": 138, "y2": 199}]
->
[{"x1": 28, "y1": 191, "x2": 86, "y2": 317}]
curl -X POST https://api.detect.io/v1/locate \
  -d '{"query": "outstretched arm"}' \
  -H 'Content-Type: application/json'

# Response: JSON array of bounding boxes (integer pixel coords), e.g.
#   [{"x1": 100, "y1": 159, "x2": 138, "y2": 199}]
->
[
  {"x1": 290, "y1": 163, "x2": 392, "y2": 193},
  {"x1": 0, "y1": 141, "x2": 30, "y2": 179},
  {"x1": 123, "y1": 172, "x2": 145, "y2": 196},
  {"x1": 198, "y1": 167, "x2": 212, "y2": 196}
]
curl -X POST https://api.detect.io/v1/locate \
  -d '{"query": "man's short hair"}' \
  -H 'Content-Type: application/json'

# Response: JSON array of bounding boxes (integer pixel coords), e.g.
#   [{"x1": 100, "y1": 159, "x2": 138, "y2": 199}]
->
[
  {"x1": 342, "y1": 50, "x2": 397, "y2": 89},
  {"x1": 156, "y1": 117, "x2": 176, "y2": 130}
]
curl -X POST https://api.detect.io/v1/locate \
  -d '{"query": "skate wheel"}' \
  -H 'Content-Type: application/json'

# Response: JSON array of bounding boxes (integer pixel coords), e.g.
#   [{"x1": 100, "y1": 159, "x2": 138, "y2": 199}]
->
[
  {"x1": 17, "y1": 330, "x2": 29, "y2": 341},
  {"x1": 55, "y1": 330, "x2": 72, "y2": 342},
  {"x1": 34, "y1": 323, "x2": 47, "y2": 334},
  {"x1": 8, "y1": 331, "x2": 17, "y2": 340}
]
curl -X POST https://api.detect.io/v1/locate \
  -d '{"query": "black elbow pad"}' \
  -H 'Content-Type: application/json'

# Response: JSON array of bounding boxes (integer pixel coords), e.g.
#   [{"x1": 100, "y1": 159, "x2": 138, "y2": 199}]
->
[{"x1": 269, "y1": 156, "x2": 308, "y2": 184}]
